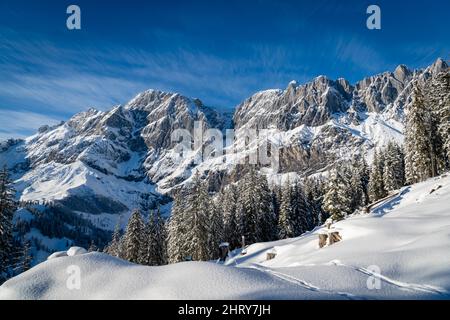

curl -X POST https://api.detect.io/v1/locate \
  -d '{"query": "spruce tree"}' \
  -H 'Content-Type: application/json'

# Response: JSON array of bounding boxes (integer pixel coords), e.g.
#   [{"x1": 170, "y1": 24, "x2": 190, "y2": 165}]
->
[
  {"x1": 278, "y1": 179, "x2": 295, "y2": 239},
  {"x1": 428, "y1": 71, "x2": 450, "y2": 165},
  {"x1": 271, "y1": 184, "x2": 282, "y2": 220},
  {"x1": 255, "y1": 172, "x2": 277, "y2": 242},
  {"x1": 222, "y1": 184, "x2": 241, "y2": 249},
  {"x1": 183, "y1": 173, "x2": 212, "y2": 261},
  {"x1": 358, "y1": 155, "x2": 370, "y2": 205},
  {"x1": 383, "y1": 142, "x2": 405, "y2": 192},
  {"x1": 368, "y1": 150, "x2": 387, "y2": 202},
  {"x1": 292, "y1": 181, "x2": 310, "y2": 235},
  {"x1": 167, "y1": 190, "x2": 187, "y2": 263},
  {"x1": 239, "y1": 167, "x2": 259, "y2": 244},
  {"x1": 322, "y1": 167, "x2": 352, "y2": 221},
  {"x1": 19, "y1": 240, "x2": 32, "y2": 273},
  {"x1": 123, "y1": 209, "x2": 145, "y2": 264},
  {"x1": 425, "y1": 88, "x2": 444, "y2": 177},
  {"x1": 0, "y1": 166, "x2": 16, "y2": 280},
  {"x1": 405, "y1": 85, "x2": 434, "y2": 184},
  {"x1": 105, "y1": 219, "x2": 122, "y2": 258},
  {"x1": 349, "y1": 155, "x2": 369, "y2": 210},
  {"x1": 208, "y1": 200, "x2": 224, "y2": 260},
  {"x1": 143, "y1": 211, "x2": 157, "y2": 265},
  {"x1": 88, "y1": 240, "x2": 98, "y2": 252},
  {"x1": 304, "y1": 177, "x2": 327, "y2": 227},
  {"x1": 236, "y1": 166, "x2": 277, "y2": 244},
  {"x1": 154, "y1": 207, "x2": 168, "y2": 265},
  {"x1": 143, "y1": 208, "x2": 167, "y2": 265}
]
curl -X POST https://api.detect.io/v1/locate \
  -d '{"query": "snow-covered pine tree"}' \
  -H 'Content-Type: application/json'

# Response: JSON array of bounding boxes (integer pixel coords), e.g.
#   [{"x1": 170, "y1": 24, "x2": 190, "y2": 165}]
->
[
  {"x1": 278, "y1": 178, "x2": 295, "y2": 239},
  {"x1": 208, "y1": 200, "x2": 224, "y2": 260},
  {"x1": 271, "y1": 184, "x2": 282, "y2": 220},
  {"x1": 428, "y1": 71, "x2": 450, "y2": 165},
  {"x1": 405, "y1": 84, "x2": 434, "y2": 184},
  {"x1": 237, "y1": 165, "x2": 276, "y2": 244},
  {"x1": 238, "y1": 166, "x2": 259, "y2": 244},
  {"x1": 424, "y1": 82, "x2": 445, "y2": 177},
  {"x1": 383, "y1": 141, "x2": 405, "y2": 192},
  {"x1": 143, "y1": 210, "x2": 156, "y2": 265},
  {"x1": 292, "y1": 181, "x2": 310, "y2": 235},
  {"x1": 167, "y1": 190, "x2": 187, "y2": 263},
  {"x1": 368, "y1": 150, "x2": 387, "y2": 202},
  {"x1": 123, "y1": 209, "x2": 145, "y2": 264},
  {"x1": 143, "y1": 208, "x2": 167, "y2": 266},
  {"x1": 322, "y1": 166, "x2": 352, "y2": 221},
  {"x1": 278, "y1": 179, "x2": 314, "y2": 239},
  {"x1": 358, "y1": 155, "x2": 370, "y2": 205},
  {"x1": 104, "y1": 219, "x2": 122, "y2": 258},
  {"x1": 0, "y1": 166, "x2": 16, "y2": 280},
  {"x1": 154, "y1": 207, "x2": 168, "y2": 265},
  {"x1": 222, "y1": 183, "x2": 241, "y2": 249},
  {"x1": 304, "y1": 177, "x2": 327, "y2": 227},
  {"x1": 183, "y1": 172, "x2": 212, "y2": 261},
  {"x1": 88, "y1": 240, "x2": 98, "y2": 252},
  {"x1": 18, "y1": 240, "x2": 32, "y2": 273},
  {"x1": 349, "y1": 155, "x2": 368, "y2": 211},
  {"x1": 382, "y1": 144, "x2": 396, "y2": 192},
  {"x1": 255, "y1": 172, "x2": 277, "y2": 242}
]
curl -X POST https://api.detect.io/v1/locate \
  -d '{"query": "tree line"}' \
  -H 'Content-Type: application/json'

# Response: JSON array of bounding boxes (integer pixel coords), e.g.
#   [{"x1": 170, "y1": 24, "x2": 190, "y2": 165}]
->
[
  {"x1": 103, "y1": 208, "x2": 167, "y2": 266},
  {"x1": 0, "y1": 167, "x2": 32, "y2": 284},
  {"x1": 107, "y1": 138, "x2": 406, "y2": 266}
]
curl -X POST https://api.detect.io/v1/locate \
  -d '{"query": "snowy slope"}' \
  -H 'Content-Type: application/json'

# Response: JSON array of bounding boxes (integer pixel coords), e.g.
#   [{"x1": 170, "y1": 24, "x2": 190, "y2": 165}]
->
[
  {"x1": 2, "y1": 174, "x2": 450, "y2": 299},
  {"x1": 227, "y1": 174, "x2": 450, "y2": 299}
]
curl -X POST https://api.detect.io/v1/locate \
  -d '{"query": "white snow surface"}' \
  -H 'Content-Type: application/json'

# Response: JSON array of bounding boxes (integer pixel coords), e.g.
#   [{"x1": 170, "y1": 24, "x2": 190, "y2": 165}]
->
[
  {"x1": 47, "y1": 251, "x2": 68, "y2": 260},
  {"x1": 66, "y1": 247, "x2": 88, "y2": 257},
  {"x1": 1, "y1": 174, "x2": 450, "y2": 300}
]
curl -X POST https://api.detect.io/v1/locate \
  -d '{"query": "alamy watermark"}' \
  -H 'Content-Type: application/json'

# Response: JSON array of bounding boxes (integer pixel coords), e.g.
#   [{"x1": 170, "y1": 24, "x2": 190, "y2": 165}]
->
[
  {"x1": 366, "y1": 265, "x2": 382, "y2": 290},
  {"x1": 66, "y1": 265, "x2": 81, "y2": 290},
  {"x1": 66, "y1": 5, "x2": 81, "y2": 30},
  {"x1": 366, "y1": 5, "x2": 381, "y2": 30},
  {"x1": 65, "y1": 4, "x2": 380, "y2": 31},
  {"x1": 171, "y1": 121, "x2": 280, "y2": 172}
]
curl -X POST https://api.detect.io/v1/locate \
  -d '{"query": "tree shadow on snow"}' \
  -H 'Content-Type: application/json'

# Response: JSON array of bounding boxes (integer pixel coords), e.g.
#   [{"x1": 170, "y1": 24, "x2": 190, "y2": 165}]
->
[{"x1": 371, "y1": 187, "x2": 411, "y2": 217}]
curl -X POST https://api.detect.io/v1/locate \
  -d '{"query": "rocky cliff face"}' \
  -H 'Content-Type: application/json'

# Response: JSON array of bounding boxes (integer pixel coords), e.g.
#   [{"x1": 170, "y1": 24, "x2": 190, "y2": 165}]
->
[
  {"x1": 222, "y1": 59, "x2": 447, "y2": 183},
  {"x1": 233, "y1": 76, "x2": 352, "y2": 130}
]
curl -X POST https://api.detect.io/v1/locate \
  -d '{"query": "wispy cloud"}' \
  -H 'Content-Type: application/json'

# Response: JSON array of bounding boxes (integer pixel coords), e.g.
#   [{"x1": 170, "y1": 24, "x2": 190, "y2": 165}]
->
[
  {"x1": 0, "y1": 109, "x2": 62, "y2": 140},
  {"x1": 0, "y1": 30, "x2": 317, "y2": 117},
  {"x1": 0, "y1": 5, "x2": 446, "y2": 142}
]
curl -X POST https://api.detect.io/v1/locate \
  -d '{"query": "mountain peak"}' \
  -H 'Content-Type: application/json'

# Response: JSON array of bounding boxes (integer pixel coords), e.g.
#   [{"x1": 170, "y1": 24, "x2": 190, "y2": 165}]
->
[
  {"x1": 287, "y1": 80, "x2": 298, "y2": 88},
  {"x1": 394, "y1": 64, "x2": 411, "y2": 82},
  {"x1": 430, "y1": 57, "x2": 449, "y2": 74},
  {"x1": 124, "y1": 89, "x2": 188, "y2": 111}
]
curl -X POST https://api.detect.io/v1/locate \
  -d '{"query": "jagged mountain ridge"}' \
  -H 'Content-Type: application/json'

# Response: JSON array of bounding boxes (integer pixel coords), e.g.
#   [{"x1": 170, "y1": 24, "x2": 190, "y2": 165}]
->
[
  {"x1": 2, "y1": 90, "x2": 229, "y2": 214},
  {"x1": 0, "y1": 58, "x2": 448, "y2": 259},
  {"x1": 197, "y1": 58, "x2": 447, "y2": 181}
]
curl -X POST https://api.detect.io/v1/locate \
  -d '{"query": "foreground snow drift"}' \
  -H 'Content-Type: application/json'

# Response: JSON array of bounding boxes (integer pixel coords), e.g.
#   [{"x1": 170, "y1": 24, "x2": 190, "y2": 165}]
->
[
  {"x1": 0, "y1": 252, "x2": 333, "y2": 300},
  {"x1": 1, "y1": 174, "x2": 450, "y2": 299}
]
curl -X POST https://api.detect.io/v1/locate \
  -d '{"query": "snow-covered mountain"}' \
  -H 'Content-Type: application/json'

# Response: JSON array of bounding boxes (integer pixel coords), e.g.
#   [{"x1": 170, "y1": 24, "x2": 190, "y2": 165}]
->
[
  {"x1": 0, "y1": 58, "x2": 447, "y2": 261},
  {"x1": 0, "y1": 91, "x2": 230, "y2": 259},
  {"x1": 166, "y1": 58, "x2": 447, "y2": 186},
  {"x1": 2, "y1": 173, "x2": 449, "y2": 299}
]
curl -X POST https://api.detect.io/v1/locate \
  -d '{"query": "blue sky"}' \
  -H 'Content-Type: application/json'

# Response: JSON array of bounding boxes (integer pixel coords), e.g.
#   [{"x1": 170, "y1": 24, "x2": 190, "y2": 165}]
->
[{"x1": 0, "y1": 0, "x2": 449, "y2": 139}]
